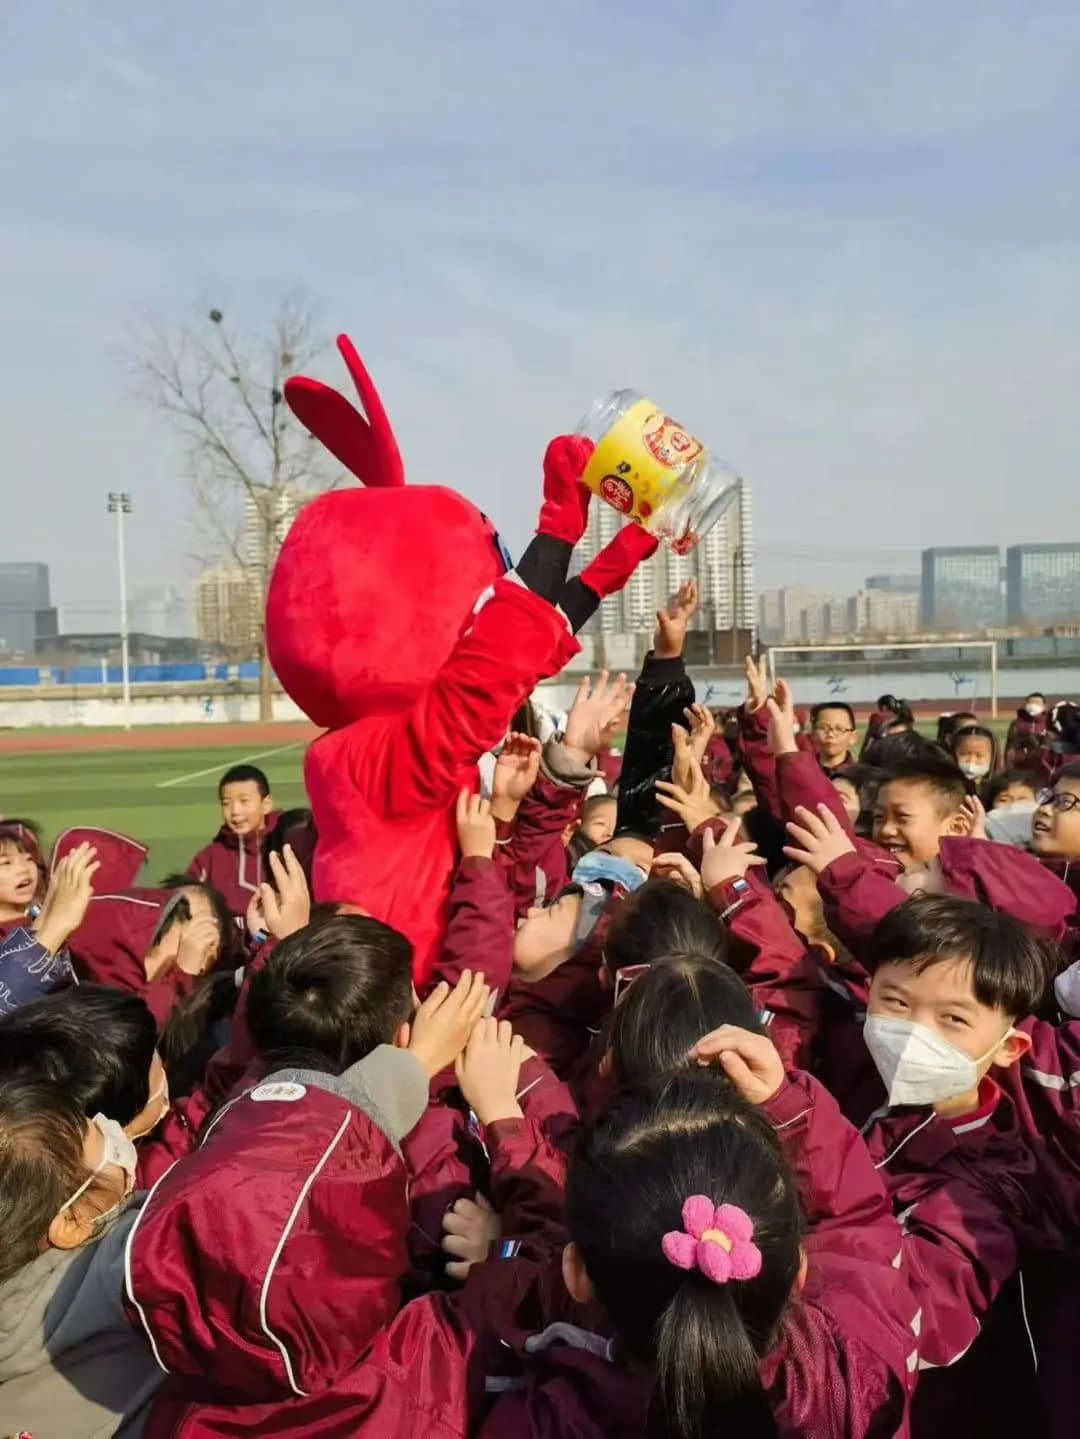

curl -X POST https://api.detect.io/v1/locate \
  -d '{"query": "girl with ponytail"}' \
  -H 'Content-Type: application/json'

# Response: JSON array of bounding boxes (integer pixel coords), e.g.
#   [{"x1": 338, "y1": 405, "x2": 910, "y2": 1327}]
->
[{"x1": 480, "y1": 1027, "x2": 918, "y2": 1438}]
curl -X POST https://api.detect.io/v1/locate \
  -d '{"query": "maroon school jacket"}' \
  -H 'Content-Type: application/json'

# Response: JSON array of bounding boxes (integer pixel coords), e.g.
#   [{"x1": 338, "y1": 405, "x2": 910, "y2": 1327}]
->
[
  {"x1": 139, "y1": 1112, "x2": 569, "y2": 1438},
  {"x1": 67, "y1": 888, "x2": 199, "y2": 1031},
  {"x1": 125, "y1": 1068, "x2": 412, "y2": 1402},
  {"x1": 478, "y1": 1072, "x2": 917, "y2": 1439},
  {"x1": 186, "y1": 812, "x2": 281, "y2": 919},
  {"x1": 52, "y1": 824, "x2": 148, "y2": 890},
  {"x1": 817, "y1": 838, "x2": 1076, "y2": 958},
  {"x1": 497, "y1": 770, "x2": 582, "y2": 917}
]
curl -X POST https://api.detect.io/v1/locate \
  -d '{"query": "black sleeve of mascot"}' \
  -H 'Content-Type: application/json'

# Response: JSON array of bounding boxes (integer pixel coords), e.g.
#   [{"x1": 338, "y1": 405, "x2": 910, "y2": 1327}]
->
[
  {"x1": 514, "y1": 536, "x2": 574, "y2": 606},
  {"x1": 615, "y1": 653, "x2": 696, "y2": 840}
]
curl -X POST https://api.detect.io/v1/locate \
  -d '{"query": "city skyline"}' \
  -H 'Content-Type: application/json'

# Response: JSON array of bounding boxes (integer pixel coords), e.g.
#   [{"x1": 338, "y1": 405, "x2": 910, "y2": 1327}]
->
[{"x1": 3, "y1": 4, "x2": 1079, "y2": 629}]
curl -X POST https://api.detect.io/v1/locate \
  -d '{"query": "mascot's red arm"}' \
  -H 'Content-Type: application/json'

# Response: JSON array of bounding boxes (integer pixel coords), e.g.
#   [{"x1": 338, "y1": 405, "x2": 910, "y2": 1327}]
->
[{"x1": 270, "y1": 337, "x2": 651, "y2": 981}]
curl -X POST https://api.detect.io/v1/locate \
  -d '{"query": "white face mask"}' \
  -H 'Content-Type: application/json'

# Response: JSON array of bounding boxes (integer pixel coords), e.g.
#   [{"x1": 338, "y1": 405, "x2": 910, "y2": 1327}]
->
[
  {"x1": 128, "y1": 1071, "x2": 170, "y2": 1140},
  {"x1": 58, "y1": 1113, "x2": 138, "y2": 1216},
  {"x1": 958, "y1": 760, "x2": 991, "y2": 780},
  {"x1": 1025, "y1": 703, "x2": 1045, "y2": 718},
  {"x1": 864, "y1": 1015, "x2": 1012, "y2": 1108}
]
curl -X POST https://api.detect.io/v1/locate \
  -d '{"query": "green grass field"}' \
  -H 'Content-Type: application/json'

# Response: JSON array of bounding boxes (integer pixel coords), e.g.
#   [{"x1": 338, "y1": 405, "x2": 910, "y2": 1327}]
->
[{"x1": 0, "y1": 741, "x2": 308, "y2": 881}]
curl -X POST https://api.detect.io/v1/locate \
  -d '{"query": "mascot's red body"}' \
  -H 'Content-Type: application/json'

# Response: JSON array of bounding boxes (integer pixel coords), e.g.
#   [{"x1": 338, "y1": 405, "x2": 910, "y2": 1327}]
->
[{"x1": 268, "y1": 337, "x2": 652, "y2": 983}]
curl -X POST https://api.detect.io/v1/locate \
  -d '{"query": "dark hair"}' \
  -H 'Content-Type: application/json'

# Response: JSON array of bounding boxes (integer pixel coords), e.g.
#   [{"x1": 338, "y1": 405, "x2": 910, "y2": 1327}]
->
[
  {"x1": 864, "y1": 894, "x2": 1051, "y2": 1017},
  {"x1": 153, "y1": 880, "x2": 237, "y2": 966},
  {"x1": 810, "y1": 702, "x2": 855, "y2": 730},
  {"x1": 985, "y1": 769, "x2": 1038, "y2": 809},
  {"x1": 948, "y1": 723, "x2": 997, "y2": 757},
  {"x1": 247, "y1": 915, "x2": 414, "y2": 1070},
  {"x1": 567, "y1": 1074, "x2": 799, "y2": 1439},
  {"x1": 878, "y1": 755, "x2": 967, "y2": 818},
  {"x1": 218, "y1": 764, "x2": 270, "y2": 799},
  {"x1": 603, "y1": 879, "x2": 729, "y2": 977},
  {"x1": 864, "y1": 730, "x2": 945, "y2": 769},
  {"x1": 159, "y1": 971, "x2": 242, "y2": 1095},
  {"x1": 0, "y1": 986, "x2": 156, "y2": 1124},
  {"x1": 936, "y1": 712, "x2": 978, "y2": 747},
  {"x1": 876, "y1": 695, "x2": 914, "y2": 723},
  {"x1": 0, "y1": 1080, "x2": 92, "y2": 1283},
  {"x1": 581, "y1": 792, "x2": 616, "y2": 822},
  {"x1": 0, "y1": 823, "x2": 46, "y2": 901},
  {"x1": 1027, "y1": 692, "x2": 1046, "y2": 704},
  {"x1": 566, "y1": 829, "x2": 597, "y2": 868},
  {"x1": 610, "y1": 955, "x2": 763, "y2": 1085},
  {"x1": 263, "y1": 808, "x2": 317, "y2": 880}
]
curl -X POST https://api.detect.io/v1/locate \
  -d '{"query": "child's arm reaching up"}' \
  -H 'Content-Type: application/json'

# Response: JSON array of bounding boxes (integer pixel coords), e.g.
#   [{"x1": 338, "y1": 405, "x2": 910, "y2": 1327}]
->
[
  {"x1": 427, "y1": 790, "x2": 516, "y2": 1000},
  {"x1": 767, "y1": 684, "x2": 856, "y2": 834},
  {"x1": 690, "y1": 1027, "x2": 918, "y2": 1431},
  {"x1": 785, "y1": 804, "x2": 906, "y2": 958}
]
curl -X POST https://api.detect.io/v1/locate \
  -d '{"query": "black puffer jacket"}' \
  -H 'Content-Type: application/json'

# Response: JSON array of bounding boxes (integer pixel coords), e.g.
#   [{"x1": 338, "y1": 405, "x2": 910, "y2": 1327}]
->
[{"x1": 615, "y1": 653, "x2": 695, "y2": 839}]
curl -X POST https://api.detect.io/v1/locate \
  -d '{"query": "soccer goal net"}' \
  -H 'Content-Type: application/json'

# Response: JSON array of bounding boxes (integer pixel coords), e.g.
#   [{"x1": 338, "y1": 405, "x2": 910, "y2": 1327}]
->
[{"x1": 765, "y1": 641, "x2": 998, "y2": 719}]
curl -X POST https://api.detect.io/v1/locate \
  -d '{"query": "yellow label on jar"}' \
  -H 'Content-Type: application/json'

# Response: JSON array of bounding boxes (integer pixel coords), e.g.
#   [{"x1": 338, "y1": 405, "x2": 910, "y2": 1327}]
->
[{"x1": 582, "y1": 397, "x2": 704, "y2": 526}]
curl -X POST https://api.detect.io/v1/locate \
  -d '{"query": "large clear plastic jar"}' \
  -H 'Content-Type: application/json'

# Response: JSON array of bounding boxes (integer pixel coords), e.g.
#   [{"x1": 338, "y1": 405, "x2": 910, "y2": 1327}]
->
[{"x1": 577, "y1": 389, "x2": 739, "y2": 552}]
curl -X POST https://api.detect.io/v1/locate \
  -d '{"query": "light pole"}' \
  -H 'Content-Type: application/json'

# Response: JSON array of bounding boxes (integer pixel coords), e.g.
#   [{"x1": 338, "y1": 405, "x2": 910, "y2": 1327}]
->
[{"x1": 107, "y1": 492, "x2": 132, "y2": 728}]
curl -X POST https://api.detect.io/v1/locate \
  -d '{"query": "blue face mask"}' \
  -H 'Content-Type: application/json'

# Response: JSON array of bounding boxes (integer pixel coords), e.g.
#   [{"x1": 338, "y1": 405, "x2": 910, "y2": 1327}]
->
[{"x1": 572, "y1": 850, "x2": 647, "y2": 894}]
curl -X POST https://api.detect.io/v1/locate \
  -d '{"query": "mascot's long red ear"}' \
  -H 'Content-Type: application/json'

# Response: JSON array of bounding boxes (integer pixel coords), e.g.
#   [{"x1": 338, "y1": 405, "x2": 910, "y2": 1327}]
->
[{"x1": 283, "y1": 334, "x2": 405, "y2": 489}]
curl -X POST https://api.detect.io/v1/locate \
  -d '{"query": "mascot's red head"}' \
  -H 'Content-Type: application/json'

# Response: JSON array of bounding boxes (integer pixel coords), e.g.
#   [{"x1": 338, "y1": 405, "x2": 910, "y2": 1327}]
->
[{"x1": 267, "y1": 335, "x2": 506, "y2": 729}]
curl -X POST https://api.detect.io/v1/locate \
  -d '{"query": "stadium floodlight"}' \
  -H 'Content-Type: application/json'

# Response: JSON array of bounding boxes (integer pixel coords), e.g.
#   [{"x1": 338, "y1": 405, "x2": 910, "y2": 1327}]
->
[{"x1": 107, "y1": 493, "x2": 132, "y2": 728}]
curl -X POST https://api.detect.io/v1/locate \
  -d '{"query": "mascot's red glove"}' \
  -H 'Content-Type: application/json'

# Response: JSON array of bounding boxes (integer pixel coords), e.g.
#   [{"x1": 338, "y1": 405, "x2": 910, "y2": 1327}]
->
[
  {"x1": 536, "y1": 436, "x2": 593, "y2": 545},
  {"x1": 516, "y1": 435, "x2": 594, "y2": 604}
]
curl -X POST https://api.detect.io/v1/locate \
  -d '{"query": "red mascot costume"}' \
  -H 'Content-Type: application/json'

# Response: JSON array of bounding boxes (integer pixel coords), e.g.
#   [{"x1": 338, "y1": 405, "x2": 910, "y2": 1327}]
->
[{"x1": 266, "y1": 335, "x2": 657, "y2": 983}]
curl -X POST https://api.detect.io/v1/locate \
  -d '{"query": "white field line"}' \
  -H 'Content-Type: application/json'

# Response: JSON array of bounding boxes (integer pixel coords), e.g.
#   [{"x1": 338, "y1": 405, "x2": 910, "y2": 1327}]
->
[{"x1": 155, "y1": 742, "x2": 304, "y2": 790}]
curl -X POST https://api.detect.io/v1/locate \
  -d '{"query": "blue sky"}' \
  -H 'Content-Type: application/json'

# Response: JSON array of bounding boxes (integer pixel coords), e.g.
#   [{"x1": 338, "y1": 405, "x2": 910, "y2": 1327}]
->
[{"x1": 2, "y1": 2, "x2": 1078, "y2": 626}]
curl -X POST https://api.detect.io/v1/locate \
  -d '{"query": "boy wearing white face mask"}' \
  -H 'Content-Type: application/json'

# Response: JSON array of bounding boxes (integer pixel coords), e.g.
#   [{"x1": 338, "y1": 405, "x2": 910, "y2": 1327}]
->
[
  {"x1": 785, "y1": 806, "x2": 1054, "y2": 1370},
  {"x1": 0, "y1": 1079, "x2": 166, "y2": 1438}
]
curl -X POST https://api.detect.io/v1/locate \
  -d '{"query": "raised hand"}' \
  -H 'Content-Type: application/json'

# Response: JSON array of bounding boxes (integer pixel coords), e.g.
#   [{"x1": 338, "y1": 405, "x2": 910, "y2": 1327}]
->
[
  {"x1": 689, "y1": 1024, "x2": 785, "y2": 1104},
  {"x1": 783, "y1": 804, "x2": 856, "y2": 876},
  {"x1": 563, "y1": 671, "x2": 634, "y2": 765},
  {"x1": 684, "y1": 703, "x2": 717, "y2": 764},
  {"x1": 175, "y1": 915, "x2": 221, "y2": 976},
  {"x1": 765, "y1": 679, "x2": 799, "y2": 756},
  {"x1": 442, "y1": 1192, "x2": 502, "y2": 1283},
  {"x1": 457, "y1": 788, "x2": 497, "y2": 860},
  {"x1": 33, "y1": 843, "x2": 99, "y2": 955},
  {"x1": 654, "y1": 579, "x2": 699, "y2": 660},
  {"x1": 455, "y1": 1016, "x2": 529, "y2": 1125},
  {"x1": 960, "y1": 793, "x2": 988, "y2": 841},
  {"x1": 257, "y1": 845, "x2": 312, "y2": 940},
  {"x1": 491, "y1": 732, "x2": 542, "y2": 816},
  {"x1": 537, "y1": 436, "x2": 593, "y2": 545},
  {"x1": 649, "y1": 851, "x2": 703, "y2": 899},
  {"x1": 744, "y1": 654, "x2": 769, "y2": 714},
  {"x1": 409, "y1": 971, "x2": 492, "y2": 1078},
  {"x1": 699, "y1": 821, "x2": 766, "y2": 890},
  {"x1": 655, "y1": 753, "x2": 721, "y2": 834}
]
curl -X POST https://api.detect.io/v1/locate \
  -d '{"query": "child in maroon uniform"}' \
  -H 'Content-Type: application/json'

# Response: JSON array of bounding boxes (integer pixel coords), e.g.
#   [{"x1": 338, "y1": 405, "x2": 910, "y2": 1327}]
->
[{"x1": 185, "y1": 764, "x2": 278, "y2": 918}]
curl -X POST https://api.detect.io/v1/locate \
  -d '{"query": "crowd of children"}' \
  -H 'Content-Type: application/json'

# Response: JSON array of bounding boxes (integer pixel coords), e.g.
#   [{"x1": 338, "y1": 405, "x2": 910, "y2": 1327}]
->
[{"x1": 2, "y1": 595, "x2": 1080, "y2": 1438}]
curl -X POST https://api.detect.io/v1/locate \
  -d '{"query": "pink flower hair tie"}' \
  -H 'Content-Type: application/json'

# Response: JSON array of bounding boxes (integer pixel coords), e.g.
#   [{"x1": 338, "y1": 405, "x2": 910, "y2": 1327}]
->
[{"x1": 662, "y1": 1197, "x2": 763, "y2": 1284}]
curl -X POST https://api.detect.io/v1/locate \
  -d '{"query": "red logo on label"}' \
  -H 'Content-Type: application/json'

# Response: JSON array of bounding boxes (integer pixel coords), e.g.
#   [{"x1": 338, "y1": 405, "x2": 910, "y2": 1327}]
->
[
  {"x1": 641, "y1": 411, "x2": 702, "y2": 470},
  {"x1": 598, "y1": 474, "x2": 634, "y2": 514}
]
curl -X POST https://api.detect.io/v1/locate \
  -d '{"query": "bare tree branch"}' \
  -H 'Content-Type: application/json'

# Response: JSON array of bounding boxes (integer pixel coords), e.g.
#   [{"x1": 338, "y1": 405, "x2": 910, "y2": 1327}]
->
[{"x1": 129, "y1": 294, "x2": 342, "y2": 718}]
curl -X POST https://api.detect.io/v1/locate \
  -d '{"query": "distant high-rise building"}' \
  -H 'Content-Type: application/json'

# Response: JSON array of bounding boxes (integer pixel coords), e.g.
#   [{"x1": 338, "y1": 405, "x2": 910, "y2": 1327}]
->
[
  {"x1": 850, "y1": 588, "x2": 920, "y2": 637},
  {"x1": 575, "y1": 479, "x2": 754, "y2": 646},
  {"x1": 244, "y1": 487, "x2": 310, "y2": 579},
  {"x1": 130, "y1": 585, "x2": 191, "y2": 639},
  {"x1": 1005, "y1": 544, "x2": 1080, "y2": 627},
  {"x1": 865, "y1": 573, "x2": 920, "y2": 594},
  {"x1": 194, "y1": 561, "x2": 259, "y2": 654},
  {"x1": 921, "y1": 547, "x2": 1002, "y2": 632},
  {"x1": 0, "y1": 562, "x2": 55, "y2": 655}
]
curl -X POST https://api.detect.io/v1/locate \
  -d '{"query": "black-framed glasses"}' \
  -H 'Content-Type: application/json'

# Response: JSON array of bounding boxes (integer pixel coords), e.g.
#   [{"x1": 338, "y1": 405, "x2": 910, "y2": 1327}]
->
[{"x1": 1036, "y1": 789, "x2": 1080, "y2": 813}]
